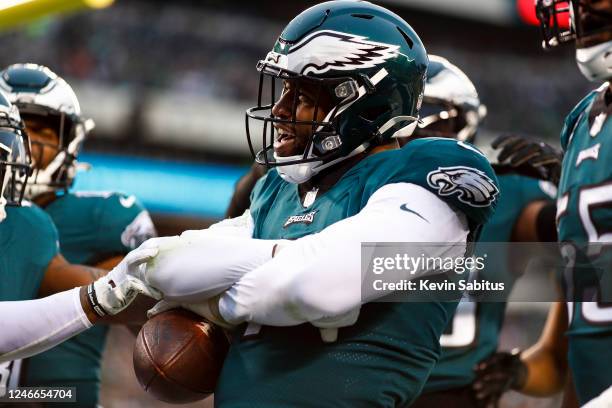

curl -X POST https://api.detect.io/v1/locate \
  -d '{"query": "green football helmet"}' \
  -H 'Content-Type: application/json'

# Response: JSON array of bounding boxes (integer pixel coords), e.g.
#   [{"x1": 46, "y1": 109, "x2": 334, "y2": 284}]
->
[{"x1": 246, "y1": 0, "x2": 428, "y2": 183}]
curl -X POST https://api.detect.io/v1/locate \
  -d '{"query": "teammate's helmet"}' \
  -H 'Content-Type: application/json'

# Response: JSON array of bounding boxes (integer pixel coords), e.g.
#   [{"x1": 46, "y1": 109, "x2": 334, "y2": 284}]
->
[
  {"x1": 0, "y1": 90, "x2": 31, "y2": 222},
  {"x1": 535, "y1": 0, "x2": 612, "y2": 81},
  {"x1": 412, "y1": 55, "x2": 486, "y2": 143},
  {"x1": 0, "y1": 63, "x2": 94, "y2": 198},
  {"x1": 246, "y1": 0, "x2": 428, "y2": 183}
]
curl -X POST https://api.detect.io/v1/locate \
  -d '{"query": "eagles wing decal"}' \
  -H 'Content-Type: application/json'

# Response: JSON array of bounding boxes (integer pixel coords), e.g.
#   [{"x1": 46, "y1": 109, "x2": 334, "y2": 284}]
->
[
  {"x1": 286, "y1": 30, "x2": 399, "y2": 75},
  {"x1": 427, "y1": 166, "x2": 498, "y2": 207}
]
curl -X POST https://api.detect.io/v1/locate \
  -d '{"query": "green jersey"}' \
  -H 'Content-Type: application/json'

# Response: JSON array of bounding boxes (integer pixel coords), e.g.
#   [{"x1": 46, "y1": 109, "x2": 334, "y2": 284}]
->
[
  {"x1": 23, "y1": 191, "x2": 156, "y2": 408},
  {"x1": 215, "y1": 138, "x2": 499, "y2": 407},
  {"x1": 423, "y1": 174, "x2": 555, "y2": 392},
  {"x1": 0, "y1": 203, "x2": 59, "y2": 398},
  {"x1": 556, "y1": 83, "x2": 612, "y2": 405}
]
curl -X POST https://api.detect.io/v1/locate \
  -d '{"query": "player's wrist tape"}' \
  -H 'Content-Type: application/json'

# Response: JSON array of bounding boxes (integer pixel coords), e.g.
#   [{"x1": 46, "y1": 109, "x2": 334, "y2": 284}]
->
[{"x1": 86, "y1": 283, "x2": 109, "y2": 317}]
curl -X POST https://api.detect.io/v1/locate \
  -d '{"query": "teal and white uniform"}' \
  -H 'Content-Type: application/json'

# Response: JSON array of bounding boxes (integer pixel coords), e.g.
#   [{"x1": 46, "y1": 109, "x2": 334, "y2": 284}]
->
[
  {"x1": 22, "y1": 191, "x2": 156, "y2": 407},
  {"x1": 556, "y1": 82, "x2": 612, "y2": 405},
  {"x1": 215, "y1": 138, "x2": 499, "y2": 407},
  {"x1": 0, "y1": 203, "x2": 59, "y2": 397},
  {"x1": 423, "y1": 174, "x2": 555, "y2": 392}
]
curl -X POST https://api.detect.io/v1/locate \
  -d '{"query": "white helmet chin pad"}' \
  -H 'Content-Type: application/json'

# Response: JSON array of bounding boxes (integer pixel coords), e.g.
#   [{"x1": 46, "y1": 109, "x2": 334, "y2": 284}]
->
[
  {"x1": 0, "y1": 196, "x2": 6, "y2": 223},
  {"x1": 576, "y1": 40, "x2": 612, "y2": 82},
  {"x1": 273, "y1": 153, "x2": 321, "y2": 184},
  {"x1": 273, "y1": 142, "x2": 370, "y2": 184}
]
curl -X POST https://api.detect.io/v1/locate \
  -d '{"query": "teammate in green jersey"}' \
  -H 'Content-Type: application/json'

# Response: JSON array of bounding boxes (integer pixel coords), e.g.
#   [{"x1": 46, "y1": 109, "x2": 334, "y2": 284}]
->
[
  {"x1": 0, "y1": 89, "x2": 136, "y2": 400},
  {"x1": 474, "y1": 0, "x2": 612, "y2": 406},
  {"x1": 393, "y1": 57, "x2": 558, "y2": 407},
  {"x1": 0, "y1": 63, "x2": 157, "y2": 407}
]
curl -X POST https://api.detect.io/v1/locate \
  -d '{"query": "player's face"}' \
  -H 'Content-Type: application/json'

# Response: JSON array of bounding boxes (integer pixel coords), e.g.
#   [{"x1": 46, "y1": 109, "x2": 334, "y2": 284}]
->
[
  {"x1": 23, "y1": 117, "x2": 59, "y2": 170},
  {"x1": 271, "y1": 79, "x2": 332, "y2": 157},
  {"x1": 575, "y1": 0, "x2": 612, "y2": 48}
]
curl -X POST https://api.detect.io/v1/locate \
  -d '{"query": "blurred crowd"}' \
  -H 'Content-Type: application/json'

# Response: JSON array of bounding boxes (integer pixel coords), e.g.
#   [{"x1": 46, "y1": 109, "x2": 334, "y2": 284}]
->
[{"x1": 0, "y1": 0, "x2": 594, "y2": 150}]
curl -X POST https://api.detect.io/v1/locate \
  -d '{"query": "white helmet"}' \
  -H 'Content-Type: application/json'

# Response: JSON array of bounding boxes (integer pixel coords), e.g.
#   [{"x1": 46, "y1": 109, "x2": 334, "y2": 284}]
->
[
  {"x1": 414, "y1": 55, "x2": 486, "y2": 142},
  {"x1": 0, "y1": 63, "x2": 94, "y2": 198}
]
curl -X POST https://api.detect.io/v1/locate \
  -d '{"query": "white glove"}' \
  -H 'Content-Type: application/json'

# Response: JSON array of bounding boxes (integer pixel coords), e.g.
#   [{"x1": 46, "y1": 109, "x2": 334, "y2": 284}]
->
[{"x1": 87, "y1": 246, "x2": 160, "y2": 317}]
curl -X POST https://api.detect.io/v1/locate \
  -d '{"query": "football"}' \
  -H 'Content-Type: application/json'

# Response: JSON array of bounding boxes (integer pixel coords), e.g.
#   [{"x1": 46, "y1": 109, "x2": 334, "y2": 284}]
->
[{"x1": 133, "y1": 308, "x2": 230, "y2": 404}]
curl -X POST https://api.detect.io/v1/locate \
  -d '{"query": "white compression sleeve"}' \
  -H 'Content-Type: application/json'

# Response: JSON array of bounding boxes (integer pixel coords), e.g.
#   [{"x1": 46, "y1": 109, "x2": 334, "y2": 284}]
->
[
  {"x1": 144, "y1": 230, "x2": 280, "y2": 303},
  {"x1": 218, "y1": 183, "x2": 470, "y2": 326},
  {"x1": 0, "y1": 288, "x2": 91, "y2": 363},
  {"x1": 181, "y1": 209, "x2": 255, "y2": 239}
]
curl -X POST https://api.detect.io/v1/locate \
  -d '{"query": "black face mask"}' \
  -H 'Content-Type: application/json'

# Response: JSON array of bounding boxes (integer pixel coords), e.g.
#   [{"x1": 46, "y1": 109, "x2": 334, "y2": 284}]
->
[
  {"x1": 0, "y1": 122, "x2": 32, "y2": 207},
  {"x1": 575, "y1": 1, "x2": 612, "y2": 47},
  {"x1": 245, "y1": 61, "x2": 365, "y2": 168},
  {"x1": 536, "y1": 0, "x2": 612, "y2": 49}
]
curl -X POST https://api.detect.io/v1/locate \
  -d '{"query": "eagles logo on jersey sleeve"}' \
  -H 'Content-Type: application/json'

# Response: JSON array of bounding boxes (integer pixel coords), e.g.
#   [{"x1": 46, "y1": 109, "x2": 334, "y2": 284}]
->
[
  {"x1": 367, "y1": 138, "x2": 499, "y2": 234},
  {"x1": 427, "y1": 166, "x2": 498, "y2": 208}
]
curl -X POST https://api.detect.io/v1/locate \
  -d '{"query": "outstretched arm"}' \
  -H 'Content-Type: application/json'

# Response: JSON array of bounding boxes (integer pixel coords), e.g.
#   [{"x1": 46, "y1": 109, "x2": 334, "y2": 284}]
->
[
  {"x1": 472, "y1": 301, "x2": 569, "y2": 404},
  {"x1": 519, "y1": 301, "x2": 569, "y2": 395},
  {"x1": 0, "y1": 246, "x2": 158, "y2": 362}
]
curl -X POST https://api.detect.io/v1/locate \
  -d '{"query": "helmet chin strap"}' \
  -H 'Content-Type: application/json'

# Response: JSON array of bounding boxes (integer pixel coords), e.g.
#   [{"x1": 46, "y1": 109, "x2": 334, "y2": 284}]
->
[
  {"x1": 576, "y1": 40, "x2": 612, "y2": 82},
  {"x1": 0, "y1": 167, "x2": 10, "y2": 223},
  {"x1": 274, "y1": 142, "x2": 369, "y2": 184}
]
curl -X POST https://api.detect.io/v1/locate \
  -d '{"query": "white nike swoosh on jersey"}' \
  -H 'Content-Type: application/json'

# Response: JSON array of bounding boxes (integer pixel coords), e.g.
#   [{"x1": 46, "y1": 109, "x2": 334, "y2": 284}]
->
[{"x1": 119, "y1": 195, "x2": 136, "y2": 208}]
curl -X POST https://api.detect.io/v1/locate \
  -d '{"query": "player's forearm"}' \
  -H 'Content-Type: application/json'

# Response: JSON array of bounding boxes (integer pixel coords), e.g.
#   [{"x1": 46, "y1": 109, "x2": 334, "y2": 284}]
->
[
  {"x1": 38, "y1": 254, "x2": 107, "y2": 298},
  {"x1": 519, "y1": 346, "x2": 568, "y2": 395},
  {"x1": 143, "y1": 232, "x2": 277, "y2": 303},
  {"x1": 519, "y1": 301, "x2": 568, "y2": 396},
  {"x1": 0, "y1": 288, "x2": 94, "y2": 363}
]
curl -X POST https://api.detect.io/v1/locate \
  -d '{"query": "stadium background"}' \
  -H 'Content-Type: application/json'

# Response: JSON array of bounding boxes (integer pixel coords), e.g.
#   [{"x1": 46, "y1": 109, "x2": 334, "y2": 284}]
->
[{"x1": 0, "y1": 0, "x2": 585, "y2": 406}]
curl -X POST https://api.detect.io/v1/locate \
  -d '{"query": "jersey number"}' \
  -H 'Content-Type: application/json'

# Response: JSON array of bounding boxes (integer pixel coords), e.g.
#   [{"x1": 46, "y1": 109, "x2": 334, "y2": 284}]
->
[
  {"x1": 560, "y1": 183, "x2": 612, "y2": 324},
  {"x1": 0, "y1": 360, "x2": 20, "y2": 397},
  {"x1": 439, "y1": 300, "x2": 477, "y2": 348}
]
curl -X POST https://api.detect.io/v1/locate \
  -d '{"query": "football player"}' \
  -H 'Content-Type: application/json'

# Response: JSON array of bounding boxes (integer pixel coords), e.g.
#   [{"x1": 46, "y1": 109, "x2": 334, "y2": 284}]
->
[
  {"x1": 398, "y1": 57, "x2": 559, "y2": 407},
  {"x1": 0, "y1": 63, "x2": 157, "y2": 407},
  {"x1": 131, "y1": 2, "x2": 500, "y2": 406},
  {"x1": 473, "y1": 0, "x2": 612, "y2": 406},
  {"x1": 0, "y1": 92, "x2": 158, "y2": 393}
]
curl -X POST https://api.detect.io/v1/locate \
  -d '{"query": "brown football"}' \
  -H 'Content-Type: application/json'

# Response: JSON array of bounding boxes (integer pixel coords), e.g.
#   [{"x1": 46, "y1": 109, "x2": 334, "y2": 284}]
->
[{"x1": 133, "y1": 308, "x2": 230, "y2": 404}]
